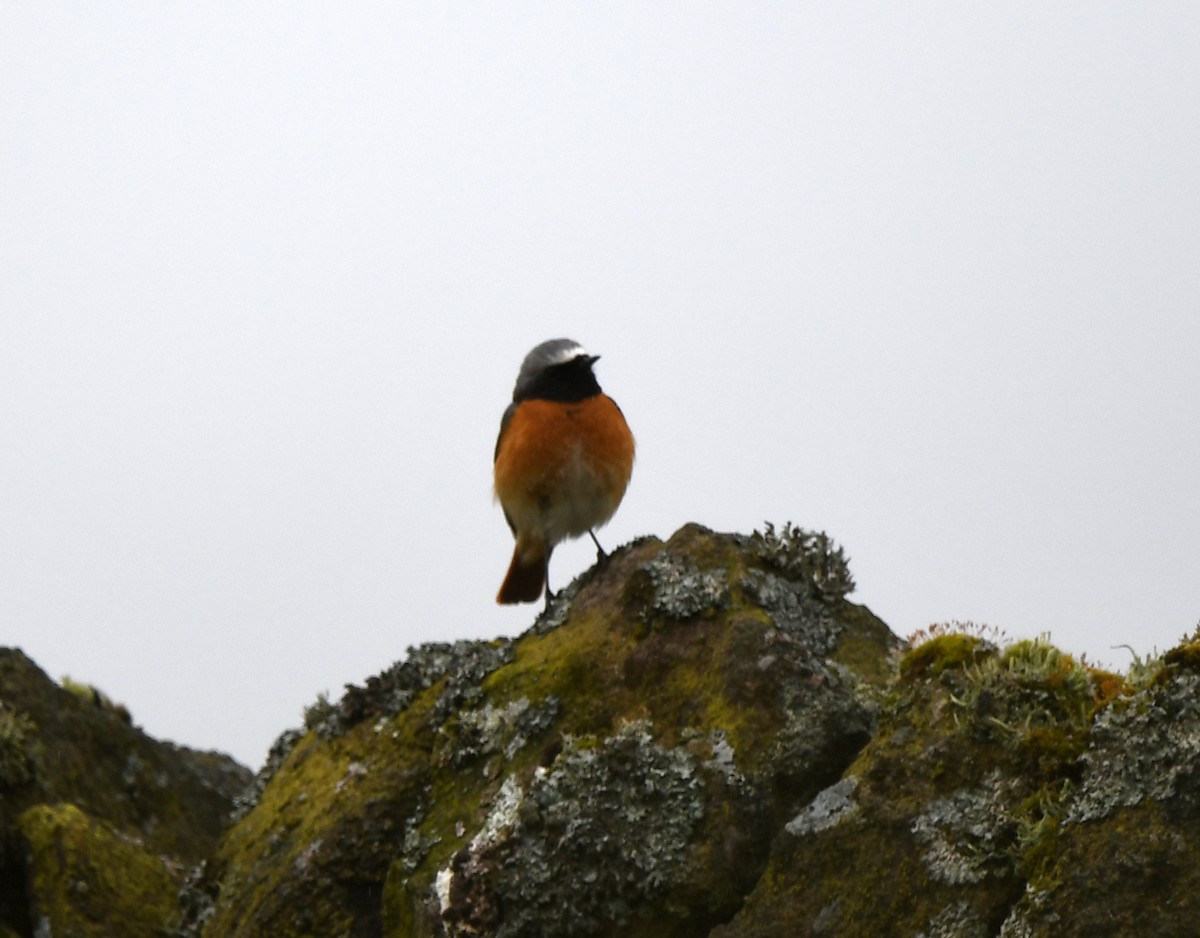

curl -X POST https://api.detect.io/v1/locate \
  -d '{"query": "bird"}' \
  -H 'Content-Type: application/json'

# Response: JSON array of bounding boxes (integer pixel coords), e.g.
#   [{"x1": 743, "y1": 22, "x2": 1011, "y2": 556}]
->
[{"x1": 493, "y1": 338, "x2": 635, "y2": 605}]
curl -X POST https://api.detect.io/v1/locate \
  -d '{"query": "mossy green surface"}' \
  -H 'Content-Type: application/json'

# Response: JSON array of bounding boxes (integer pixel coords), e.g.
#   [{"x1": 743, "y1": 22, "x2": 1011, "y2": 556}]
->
[
  {"x1": 714, "y1": 625, "x2": 1200, "y2": 938},
  {"x1": 5, "y1": 530, "x2": 1198, "y2": 936},
  {"x1": 0, "y1": 703, "x2": 35, "y2": 791},
  {"x1": 0, "y1": 648, "x2": 251, "y2": 938},
  {"x1": 19, "y1": 802, "x2": 179, "y2": 937},
  {"x1": 0, "y1": 649, "x2": 251, "y2": 865},
  {"x1": 197, "y1": 703, "x2": 431, "y2": 937},
  {"x1": 190, "y1": 523, "x2": 899, "y2": 937}
]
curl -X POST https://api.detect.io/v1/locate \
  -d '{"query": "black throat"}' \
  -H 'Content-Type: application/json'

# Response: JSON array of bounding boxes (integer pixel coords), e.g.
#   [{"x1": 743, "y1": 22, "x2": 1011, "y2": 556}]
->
[{"x1": 515, "y1": 357, "x2": 602, "y2": 404}]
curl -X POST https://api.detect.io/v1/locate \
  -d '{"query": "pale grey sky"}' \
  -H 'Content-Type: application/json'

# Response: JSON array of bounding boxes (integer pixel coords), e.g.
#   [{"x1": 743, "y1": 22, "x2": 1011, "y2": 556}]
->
[{"x1": 3, "y1": 4, "x2": 1197, "y2": 768}]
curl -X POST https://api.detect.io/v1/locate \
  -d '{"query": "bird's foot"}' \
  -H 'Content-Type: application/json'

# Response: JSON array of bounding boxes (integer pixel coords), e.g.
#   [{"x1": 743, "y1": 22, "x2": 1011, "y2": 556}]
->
[{"x1": 587, "y1": 529, "x2": 608, "y2": 562}]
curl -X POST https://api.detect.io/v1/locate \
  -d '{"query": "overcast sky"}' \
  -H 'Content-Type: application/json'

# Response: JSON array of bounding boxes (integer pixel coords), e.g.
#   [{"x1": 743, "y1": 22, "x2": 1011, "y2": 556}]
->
[{"x1": 3, "y1": 4, "x2": 1197, "y2": 769}]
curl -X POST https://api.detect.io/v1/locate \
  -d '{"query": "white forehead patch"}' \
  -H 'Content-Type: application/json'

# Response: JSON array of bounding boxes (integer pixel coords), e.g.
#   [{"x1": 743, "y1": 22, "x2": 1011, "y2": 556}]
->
[
  {"x1": 514, "y1": 338, "x2": 594, "y2": 395},
  {"x1": 545, "y1": 343, "x2": 589, "y2": 365}
]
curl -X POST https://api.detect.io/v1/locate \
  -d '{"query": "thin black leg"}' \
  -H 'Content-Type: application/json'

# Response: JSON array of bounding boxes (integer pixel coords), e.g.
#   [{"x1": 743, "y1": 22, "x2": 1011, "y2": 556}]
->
[{"x1": 588, "y1": 529, "x2": 607, "y2": 559}]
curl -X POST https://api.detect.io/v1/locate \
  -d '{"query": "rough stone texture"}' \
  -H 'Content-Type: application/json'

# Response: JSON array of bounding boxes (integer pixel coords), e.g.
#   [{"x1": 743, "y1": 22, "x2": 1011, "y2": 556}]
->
[
  {"x1": 7, "y1": 524, "x2": 1198, "y2": 937},
  {"x1": 19, "y1": 803, "x2": 180, "y2": 938},
  {"x1": 182, "y1": 523, "x2": 897, "y2": 937},
  {"x1": 0, "y1": 648, "x2": 251, "y2": 937},
  {"x1": 712, "y1": 629, "x2": 1200, "y2": 938}
]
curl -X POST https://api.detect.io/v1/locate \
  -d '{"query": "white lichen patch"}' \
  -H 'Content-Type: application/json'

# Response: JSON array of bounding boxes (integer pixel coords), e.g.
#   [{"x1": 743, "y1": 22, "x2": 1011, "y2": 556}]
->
[
  {"x1": 440, "y1": 720, "x2": 707, "y2": 937},
  {"x1": 912, "y1": 773, "x2": 1015, "y2": 886},
  {"x1": 640, "y1": 553, "x2": 730, "y2": 619},
  {"x1": 435, "y1": 865, "x2": 455, "y2": 915},
  {"x1": 1068, "y1": 671, "x2": 1200, "y2": 823},
  {"x1": 705, "y1": 730, "x2": 742, "y2": 785},
  {"x1": 916, "y1": 900, "x2": 989, "y2": 938},
  {"x1": 739, "y1": 568, "x2": 842, "y2": 654},
  {"x1": 786, "y1": 776, "x2": 859, "y2": 836},
  {"x1": 334, "y1": 761, "x2": 368, "y2": 793},
  {"x1": 470, "y1": 775, "x2": 524, "y2": 851},
  {"x1": 996, "y1": 906, "x2": 1038, "y2": 938},
  {"x1": 457, "y1": 698, "x2": 531, "y2": 761},
  {"x1": 440, "y1": 695, "x2": 560, "y2": 768},
  {"x1": 435, "y1": 776, "x2": 527, "y2": 920},
  {"x1": 293, "y1": 838, "x2": 323, "y2": 874}
]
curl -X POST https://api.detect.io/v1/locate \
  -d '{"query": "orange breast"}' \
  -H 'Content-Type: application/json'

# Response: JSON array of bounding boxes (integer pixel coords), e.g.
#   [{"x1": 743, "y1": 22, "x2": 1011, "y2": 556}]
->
[{"x1": 494, "y1": 394, "x2": 635, "y2": 541}]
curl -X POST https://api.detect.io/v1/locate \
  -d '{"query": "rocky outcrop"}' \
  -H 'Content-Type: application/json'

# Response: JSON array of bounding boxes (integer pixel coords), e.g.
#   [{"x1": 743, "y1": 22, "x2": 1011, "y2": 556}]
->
[
  {"x1": 180, "y1": 523, "x2": 897, "y2": 937},
  {"x1": 5, "y1": 523, "x2": 1198, "y2": 937},
  {"x1": 0, "y1": 648, "x2": 252, "y2": 937},
  {"x1": 714, "y1": 629, "x2": 1200, "y2": 937}
]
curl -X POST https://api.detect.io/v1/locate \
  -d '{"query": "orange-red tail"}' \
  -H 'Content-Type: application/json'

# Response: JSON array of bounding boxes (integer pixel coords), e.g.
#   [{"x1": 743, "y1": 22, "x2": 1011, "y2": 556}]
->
[{"x1": 497, "y1": 544, "x2": 548, "y2": 604}]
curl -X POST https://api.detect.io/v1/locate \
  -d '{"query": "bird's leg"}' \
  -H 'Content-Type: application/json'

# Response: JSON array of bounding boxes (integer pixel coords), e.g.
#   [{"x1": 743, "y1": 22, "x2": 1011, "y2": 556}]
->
[
  {"x1": 588, "y1": 529, "x2": 607, "y2": 560},
  {"x1": 542, "y1": 557, "x2": 555, "y2": 610}
]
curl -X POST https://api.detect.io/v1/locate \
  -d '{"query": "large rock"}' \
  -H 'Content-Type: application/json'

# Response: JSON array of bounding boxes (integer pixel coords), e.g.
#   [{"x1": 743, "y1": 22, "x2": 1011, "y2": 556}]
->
[
  {"x1": 0, "y1": 648, "x2": 251, "y2": 936},
  {"x1": 13, "y1": 522, "x2": 1194, "y2": 936},
  {"x1": 714, "y1": 629, "x2": 1200, "y2": 937},
  {"x1": 183, "y1": 523, "x2": 899, "y2": 937}
]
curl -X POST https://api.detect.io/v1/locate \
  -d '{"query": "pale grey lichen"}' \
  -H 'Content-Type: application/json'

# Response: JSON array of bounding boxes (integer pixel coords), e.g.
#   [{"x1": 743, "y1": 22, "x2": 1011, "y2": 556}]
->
[
  {"x1": 996, "y1": 906, "x2": 1038, "y2": 938},
  {"x1": 739, "y1": 569, "x2": 842, "y2": 655},
  {"x1": 440, "y1": 696, "x2": 560, "y2": 769},
  {"x1": 310, "y1": 639, "x2": 518, "y2": 738},
  {"x1": 401, "y1": 803, "x2": 441, "y2": 874},
  {"x1": 702, "y1": 729, "x2": 743, "y2": 787},
  {"x1": 745, "y1": 522, "x2": 855, "y2": 600},
  {"x1": 235, "y1": 640, "x2": 516, "y2": 818},
  {"x1": 440, "y1": 721, "x2": 706, "y2": 937},
  {"x1": 469, "y1": 775, "x2": 524, "y2": 852},
  {"x1": 229, "y1": 728, "x2": 303, "y2": 821},
  {"x1": 292, "y1": 837, "x2": 323, "y2": 875},
  {"x1": 787, "y1": 776, "x2": 859, "y2": 837},
  {"x1": 1068, "y1": 671, "x2": 1200, "y2": 823},
  {"x1": 639, "y1": 553, "x2": 730, "y2": 620},
  {"x1": 915, "y1": 900, "x2": 989, "y2": 938},
  {"x1": 531, "y1": 576, "x2": 583, "y2": 634},
  {"x1": 174, "y1": 861, "x2": 216, "y2": 938},
  {"x1": 912, "y1": 773, "x2": 1016, "y2": 886}
]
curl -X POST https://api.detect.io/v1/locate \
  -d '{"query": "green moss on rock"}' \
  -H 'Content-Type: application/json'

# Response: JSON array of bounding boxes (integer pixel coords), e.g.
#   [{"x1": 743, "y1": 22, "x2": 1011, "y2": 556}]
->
[
  {"x1": 189, "y1": 524, "x2": 899, "y2": 937},
  {"x1": 18, "y1": 802, "x2": 179, "y2": 937},
  {"x1": 713, "y1": 624, "x2": 1200, "y2": 938},
  {"x1": 0, "y1": 649, "x2": 252, "y2": 866},
  {"x1": 1160, "y1": 637, "x2": 1200, "y2": 675},
  {"x1": 899, "y1": 633, "x2": 992, "y2": 682},
  {"x1": 9, "y1": 531, "x2": 1195, "y2": 936},
  {"x1": 0, "y1": 648, "x2": 251, "y2": 938},
  {"x1": 0, "y1": 703, "x2": 36, "y2": 791}
]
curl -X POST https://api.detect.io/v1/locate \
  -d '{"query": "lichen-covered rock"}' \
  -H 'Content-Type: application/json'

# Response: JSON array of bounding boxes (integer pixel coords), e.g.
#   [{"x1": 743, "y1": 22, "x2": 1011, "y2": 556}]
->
[
  {"x1": 999, "y1": 641, "x2": 1200, "y2": 937},
  {"x1": 713, "y1": 628, "x2": 1200, "y2": 938},
  {"x1": 0, "y1": 648, "x2": 252, "y2": 937},
  {"x1": 186, "y1": 523, "x2": 898, "y2": 937},
  {"x1": 8, "y1": 529, "x2": 1196, "y2": 936},
  {"x1": 0, "y1": 649, "x2": 251, "y2": 863}
]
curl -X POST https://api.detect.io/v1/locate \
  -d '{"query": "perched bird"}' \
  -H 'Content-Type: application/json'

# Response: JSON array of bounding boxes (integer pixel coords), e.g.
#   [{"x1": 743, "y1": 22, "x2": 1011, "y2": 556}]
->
[{"x1": 493, "y1": 338, "x2": 635, "y2": 605}]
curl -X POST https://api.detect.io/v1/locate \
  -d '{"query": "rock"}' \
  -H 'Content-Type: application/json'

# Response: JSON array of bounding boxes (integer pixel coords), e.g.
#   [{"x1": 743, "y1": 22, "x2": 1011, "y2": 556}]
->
[
  {"x1": 712, "y1": 628, "x2": 1200, "y2": 938},
  {"x1": 19, "y1": 802, "x2": 180, "y2": 938},
  {"x1": 11, "y1": 523, "x2": 1196, "y2": 937},
  {"x1": 185, "y1": 523, "x2": 898, "y2": 937},
  {"x1": 0, "y1": 648, "x2": 252, "y2": 936}
]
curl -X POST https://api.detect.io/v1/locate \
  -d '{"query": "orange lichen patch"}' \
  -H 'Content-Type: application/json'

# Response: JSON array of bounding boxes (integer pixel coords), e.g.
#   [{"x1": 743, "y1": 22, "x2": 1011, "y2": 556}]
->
[{"x1": 1087, "y1": 667, "x2": 1128, "y2": 710}]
